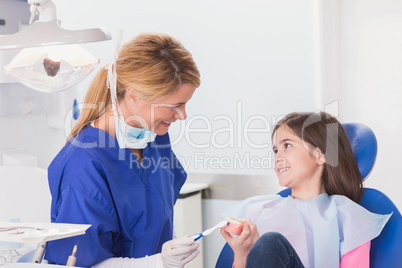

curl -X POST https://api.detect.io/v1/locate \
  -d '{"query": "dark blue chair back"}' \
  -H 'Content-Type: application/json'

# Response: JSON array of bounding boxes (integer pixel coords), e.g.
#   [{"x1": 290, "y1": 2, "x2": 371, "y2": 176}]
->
[{"x1": 216, "y1": 123, "x2": 402, "y2": 268}]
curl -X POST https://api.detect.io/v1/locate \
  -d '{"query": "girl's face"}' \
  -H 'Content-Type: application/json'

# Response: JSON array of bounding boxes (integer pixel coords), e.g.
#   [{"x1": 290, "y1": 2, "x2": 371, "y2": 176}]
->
[
  {"x1": 121, "y1": 83, "x2": 196, "y2": 136},
  {"x1": 272, "y1": 125, "x2": 325, "y2": 197}
]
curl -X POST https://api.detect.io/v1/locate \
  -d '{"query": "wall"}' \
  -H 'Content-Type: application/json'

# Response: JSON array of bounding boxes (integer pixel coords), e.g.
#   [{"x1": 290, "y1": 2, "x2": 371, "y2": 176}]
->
[
  {"x1": 2, "y1": 1, "x2": 399, "y2": 204},
  {"x1": 337, "y1": 0, "x2": 402, "y2": 210},
  {"x1": 53, "y1": 0, "x2": 318, "y2": 177}
]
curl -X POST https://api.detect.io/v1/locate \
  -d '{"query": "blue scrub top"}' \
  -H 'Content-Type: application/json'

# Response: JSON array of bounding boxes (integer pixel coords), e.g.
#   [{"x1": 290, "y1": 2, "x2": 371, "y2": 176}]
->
[{"x1": 45, "y1": 127, "x2": 187, "y2": 267}]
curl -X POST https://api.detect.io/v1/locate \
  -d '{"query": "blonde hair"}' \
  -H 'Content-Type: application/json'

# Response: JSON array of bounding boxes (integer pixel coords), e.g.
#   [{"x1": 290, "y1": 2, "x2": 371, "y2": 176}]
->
[{"x1": 67, "y1": 33, "x2": 200, "y2": 141}]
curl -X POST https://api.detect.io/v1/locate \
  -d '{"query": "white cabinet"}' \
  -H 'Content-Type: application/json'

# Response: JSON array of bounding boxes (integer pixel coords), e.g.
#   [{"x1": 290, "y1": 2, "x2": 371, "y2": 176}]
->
[{"x1": 174, "y1": 183, "x2": 208, "y2": 268}]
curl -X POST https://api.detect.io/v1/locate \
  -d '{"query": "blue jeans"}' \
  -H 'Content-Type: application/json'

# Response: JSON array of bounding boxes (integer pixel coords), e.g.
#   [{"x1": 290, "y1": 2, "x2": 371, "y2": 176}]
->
[{"x1": 246, "y1": 232, "x2": 305, "y2": 268}]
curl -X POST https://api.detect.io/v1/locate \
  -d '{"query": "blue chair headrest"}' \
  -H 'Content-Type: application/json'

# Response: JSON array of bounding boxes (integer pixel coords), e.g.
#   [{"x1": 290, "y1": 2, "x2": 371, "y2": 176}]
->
[{"x1": 342, "y1": 123, "x2": 378, "y2": 181}]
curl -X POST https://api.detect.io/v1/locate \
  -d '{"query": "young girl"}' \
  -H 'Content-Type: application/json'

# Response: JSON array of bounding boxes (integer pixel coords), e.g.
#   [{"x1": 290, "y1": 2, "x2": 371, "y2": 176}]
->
[{"x1": 221, "y1": 112, "x2": 390, "y2": 268}]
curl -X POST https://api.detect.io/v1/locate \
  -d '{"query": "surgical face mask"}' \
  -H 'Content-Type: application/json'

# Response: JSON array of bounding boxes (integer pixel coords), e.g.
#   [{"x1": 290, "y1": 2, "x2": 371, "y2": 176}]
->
[
  {"x1": 114, "y1": 116, "x2": 156, "y2": 149},
  {"x1": 106, "y1": 63, "x2": 156, "y2": 149}
]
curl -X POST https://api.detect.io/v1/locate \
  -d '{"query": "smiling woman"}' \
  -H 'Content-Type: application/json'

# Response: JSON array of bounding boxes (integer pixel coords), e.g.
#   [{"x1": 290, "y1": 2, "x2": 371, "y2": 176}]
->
[
  {"x1": 122, "y1": 83, "x2": 196, "y2": 136},
  {"x1": 44, "y1": 33, "x2": 202, "y2": 268}
]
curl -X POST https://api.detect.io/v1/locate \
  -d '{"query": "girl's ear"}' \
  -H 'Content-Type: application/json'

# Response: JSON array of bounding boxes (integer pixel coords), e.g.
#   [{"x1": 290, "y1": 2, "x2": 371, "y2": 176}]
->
[{"x1": 313, "y1": 148, "x2": 326, "y2": 165}]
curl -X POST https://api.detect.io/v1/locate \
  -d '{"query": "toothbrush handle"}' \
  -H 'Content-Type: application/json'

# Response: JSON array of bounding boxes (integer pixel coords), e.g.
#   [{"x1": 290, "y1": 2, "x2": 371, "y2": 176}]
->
[
  {"x1": 194, "y1": 234, "x2": 203, "y2": 241},
  {"x1": 189, "y1": 233, "x2": 202, "y2": 241}
]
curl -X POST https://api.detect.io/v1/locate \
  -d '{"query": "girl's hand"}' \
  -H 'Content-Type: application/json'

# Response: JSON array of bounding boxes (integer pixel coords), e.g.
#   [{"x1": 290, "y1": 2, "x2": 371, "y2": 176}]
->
[{"x1": 220, "y1": 220, "x2": 260, "y2": 268}]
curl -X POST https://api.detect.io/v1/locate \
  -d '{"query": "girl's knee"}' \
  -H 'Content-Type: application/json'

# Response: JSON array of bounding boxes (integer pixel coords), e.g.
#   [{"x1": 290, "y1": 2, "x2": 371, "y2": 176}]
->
[
  {"x1": 247, "y1": 233, "x2": 303, "y2": 268},
  {"x1": 259, "y1": 232, "x2": 287, "y2": 244},
  {"x1": 261, "y1": 232, "x2": 285, "y2": 240},
  {"x1": 252, "y1": 232, "x2": 289, "y2": 253}
]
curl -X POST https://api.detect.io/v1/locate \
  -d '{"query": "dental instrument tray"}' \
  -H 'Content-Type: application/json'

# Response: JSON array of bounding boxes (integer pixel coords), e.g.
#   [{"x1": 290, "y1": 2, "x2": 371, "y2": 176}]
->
[{"x1": 0, "y1": 222, "x2": 91, "y2": 243}]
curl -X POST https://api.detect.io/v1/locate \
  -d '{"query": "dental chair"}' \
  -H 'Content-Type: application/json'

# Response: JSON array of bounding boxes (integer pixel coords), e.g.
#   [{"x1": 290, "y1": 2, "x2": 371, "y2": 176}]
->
[{"x1": 215, "y1": 123, "x2": 402, "y2": 268}]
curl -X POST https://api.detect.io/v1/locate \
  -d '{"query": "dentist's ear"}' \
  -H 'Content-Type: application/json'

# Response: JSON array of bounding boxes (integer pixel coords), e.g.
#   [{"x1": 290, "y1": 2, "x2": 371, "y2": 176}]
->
[{"x1": 125, "y1": 88, "x2": 139, "y2": 103}]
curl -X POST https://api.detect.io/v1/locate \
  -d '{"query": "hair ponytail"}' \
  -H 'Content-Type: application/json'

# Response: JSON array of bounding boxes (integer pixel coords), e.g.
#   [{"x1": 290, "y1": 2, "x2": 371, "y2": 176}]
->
[{"x1": 67, "y1": 67, "x2": 111, "y2": 141}]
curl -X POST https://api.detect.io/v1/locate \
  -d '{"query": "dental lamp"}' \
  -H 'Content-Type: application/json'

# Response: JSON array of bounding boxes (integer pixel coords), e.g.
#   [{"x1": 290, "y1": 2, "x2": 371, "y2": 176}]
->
[{"x1": 0, "y1": 0, "x2": 112, "y2": 93}]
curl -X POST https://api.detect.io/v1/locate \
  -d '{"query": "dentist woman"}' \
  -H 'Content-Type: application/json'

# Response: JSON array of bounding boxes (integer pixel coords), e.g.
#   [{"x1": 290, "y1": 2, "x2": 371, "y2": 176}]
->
[{"x1": 45, "y1": 33, "x2": 201, "y2": 267}]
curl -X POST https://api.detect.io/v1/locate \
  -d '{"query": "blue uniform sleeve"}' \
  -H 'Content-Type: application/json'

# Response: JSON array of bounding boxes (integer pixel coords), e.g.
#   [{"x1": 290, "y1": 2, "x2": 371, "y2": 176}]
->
[
  {"x1": 173, "y1": 151, "x2": 187, "y2": 201},
  {"x1": 153, "y1": 133, "x2": 187, "y2": 201},
  {"x1": 46, "y1": 147, "x2": 121, "y2": 267},
  {"x1": 46, "y1": 130, "x2": 186, "y2": 267},
  {"x1": 45, "y1": 185, "x2": 118, "y2": 267}
]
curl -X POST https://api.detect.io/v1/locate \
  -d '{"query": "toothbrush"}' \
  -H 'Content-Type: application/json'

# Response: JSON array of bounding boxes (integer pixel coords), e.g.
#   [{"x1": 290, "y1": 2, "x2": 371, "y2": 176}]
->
[{"x1": 190, "y1": 220, "x2": 229, "y2": 241}]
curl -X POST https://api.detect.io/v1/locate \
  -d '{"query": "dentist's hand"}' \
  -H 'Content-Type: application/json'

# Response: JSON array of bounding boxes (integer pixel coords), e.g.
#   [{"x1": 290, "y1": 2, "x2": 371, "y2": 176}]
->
[{"x1": 161, "y1": 236, "x2": 200, "y2": 268}]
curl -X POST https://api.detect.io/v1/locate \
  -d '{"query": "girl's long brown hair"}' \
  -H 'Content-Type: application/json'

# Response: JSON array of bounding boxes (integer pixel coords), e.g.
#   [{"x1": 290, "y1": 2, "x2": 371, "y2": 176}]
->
[
  {"x1": 272, "y1": 112, "x2": 364, "y2": 203},
  {"x1": 67, "y1": 33, "x2": 200, "y2": 141}
]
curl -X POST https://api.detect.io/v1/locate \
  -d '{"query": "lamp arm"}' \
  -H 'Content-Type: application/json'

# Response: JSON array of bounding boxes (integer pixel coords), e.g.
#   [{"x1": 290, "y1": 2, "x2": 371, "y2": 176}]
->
[{"x1": 28, "y1": 0, "x2": 57, "y2": 24}]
